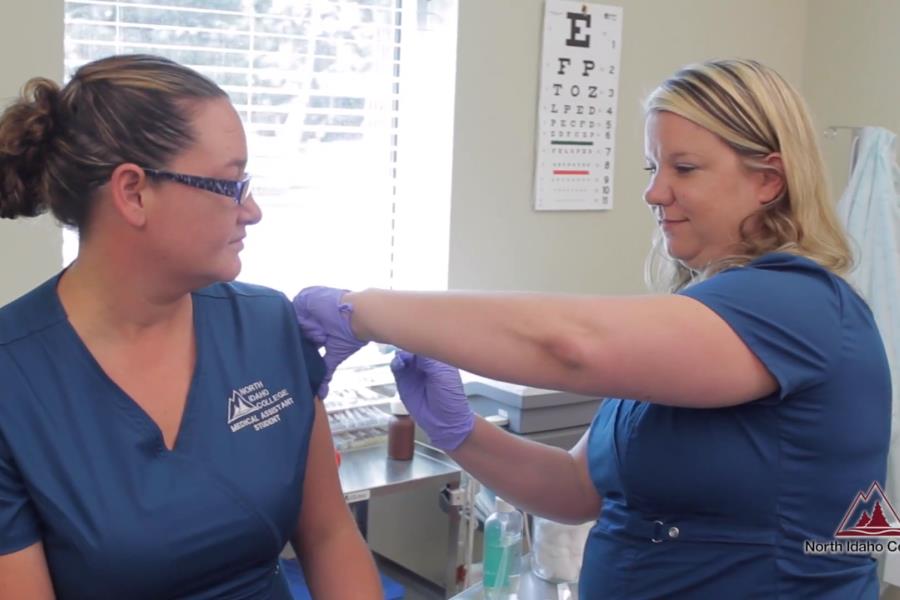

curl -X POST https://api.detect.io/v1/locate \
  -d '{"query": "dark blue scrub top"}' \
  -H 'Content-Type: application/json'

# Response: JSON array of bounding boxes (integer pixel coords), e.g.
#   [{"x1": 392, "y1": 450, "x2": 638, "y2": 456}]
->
[
  {"x1": 0, "y1": 274, "x2": 324, "y2": 599},
  {"x1": 582, "y1": 254, "x2": 891, "y2": 599}
]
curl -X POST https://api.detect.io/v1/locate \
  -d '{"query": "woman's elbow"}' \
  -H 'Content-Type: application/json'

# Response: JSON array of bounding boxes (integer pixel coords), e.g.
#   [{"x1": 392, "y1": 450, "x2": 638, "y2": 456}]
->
[{"x1": 542, "y1": 332, "x2": 607, "y2": 392}]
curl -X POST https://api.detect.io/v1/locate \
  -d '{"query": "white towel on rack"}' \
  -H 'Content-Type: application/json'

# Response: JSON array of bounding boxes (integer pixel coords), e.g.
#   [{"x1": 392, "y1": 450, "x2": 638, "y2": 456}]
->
[{"x1": 836, "y1": 126, "x2": 900, "y2": 586}]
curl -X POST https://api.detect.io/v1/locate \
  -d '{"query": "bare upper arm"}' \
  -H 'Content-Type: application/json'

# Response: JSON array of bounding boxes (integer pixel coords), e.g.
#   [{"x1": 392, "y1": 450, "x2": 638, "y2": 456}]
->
[
  {"x1": 291, "y1": 399, "x2": 357, "y2": 555},
  {"x1": 567, "y1": 295, "x2": 777, "y2": 408},
  {"x1": 0, "y1": 542, "x2": 55, "y2": 600}
]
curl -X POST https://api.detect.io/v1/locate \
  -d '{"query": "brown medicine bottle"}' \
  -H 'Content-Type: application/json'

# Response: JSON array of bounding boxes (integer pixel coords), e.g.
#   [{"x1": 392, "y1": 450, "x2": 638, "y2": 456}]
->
[{"x1": 387, "y1": 400, "x2": 415, "y2": 460}]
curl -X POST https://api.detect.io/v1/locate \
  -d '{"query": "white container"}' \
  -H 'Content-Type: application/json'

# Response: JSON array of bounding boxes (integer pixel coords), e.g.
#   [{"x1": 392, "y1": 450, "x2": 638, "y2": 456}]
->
[{"x1": 531, "y1": 516, "x2": 593, "y2": 583}]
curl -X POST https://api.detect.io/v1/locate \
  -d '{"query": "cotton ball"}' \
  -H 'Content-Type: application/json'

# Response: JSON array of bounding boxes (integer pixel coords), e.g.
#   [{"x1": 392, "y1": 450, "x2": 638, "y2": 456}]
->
[{"x1": 532, "y1": 517, "x2": 593, "y2": 583}]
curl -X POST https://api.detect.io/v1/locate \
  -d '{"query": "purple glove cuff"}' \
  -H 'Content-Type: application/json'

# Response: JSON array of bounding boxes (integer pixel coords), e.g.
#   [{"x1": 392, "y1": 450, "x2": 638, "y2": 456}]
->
[
  {"x1": 292, "y1": 287, "x2": 367, "y2": 400},
  {"x1": 433, "y1": 411, "x2": 476, "y2": 452},
  {"x1": 336, "y1": 302, "x2": 355, "y2": 331}
]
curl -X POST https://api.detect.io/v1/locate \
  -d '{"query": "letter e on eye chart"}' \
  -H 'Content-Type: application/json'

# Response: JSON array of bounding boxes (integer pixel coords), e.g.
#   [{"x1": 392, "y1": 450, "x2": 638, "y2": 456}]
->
[{"x1": 534, "y1": 1, "x2": 622, "y2": 211}]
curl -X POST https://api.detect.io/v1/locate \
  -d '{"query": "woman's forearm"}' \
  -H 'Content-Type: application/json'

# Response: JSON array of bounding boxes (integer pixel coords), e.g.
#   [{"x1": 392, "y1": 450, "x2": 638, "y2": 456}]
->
[{"x1": 449, "y1": 419, "x2": 601, "y2": 523}]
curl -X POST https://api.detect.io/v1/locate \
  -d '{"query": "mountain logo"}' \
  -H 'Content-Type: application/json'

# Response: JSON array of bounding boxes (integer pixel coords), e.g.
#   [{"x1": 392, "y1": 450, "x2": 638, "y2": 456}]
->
[
  {"x1": 835, "y1": 481, "x2": 900, "y2": 538},
  {"x1": 227, "y1": 389, "x2": 265, "y2": 424}
]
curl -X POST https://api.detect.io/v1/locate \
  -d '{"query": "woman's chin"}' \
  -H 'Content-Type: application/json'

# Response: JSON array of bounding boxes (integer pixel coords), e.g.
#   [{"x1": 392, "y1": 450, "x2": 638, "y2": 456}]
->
[
  {"x1": 665, "y1": 246, "x2": 705, "y2": 271},
  {"x1": 215, "y1": 259, "x2": 243, "y2": 283}
]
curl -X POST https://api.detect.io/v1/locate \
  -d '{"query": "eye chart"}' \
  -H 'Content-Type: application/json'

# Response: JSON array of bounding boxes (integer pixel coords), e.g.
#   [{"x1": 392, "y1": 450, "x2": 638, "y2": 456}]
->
[{"x1": 534, "y1": 1, "x2": 623, "y2": 211}]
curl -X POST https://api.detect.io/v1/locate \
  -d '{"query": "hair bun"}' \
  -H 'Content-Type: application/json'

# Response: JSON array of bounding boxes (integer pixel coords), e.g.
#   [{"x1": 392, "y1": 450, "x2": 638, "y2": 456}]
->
[
  {"x1": 19, "y1": 77, "x2": 63, "y2": 144},
  {"x1": 0, "y1": 77, "x2": 64, "y2": 218}
]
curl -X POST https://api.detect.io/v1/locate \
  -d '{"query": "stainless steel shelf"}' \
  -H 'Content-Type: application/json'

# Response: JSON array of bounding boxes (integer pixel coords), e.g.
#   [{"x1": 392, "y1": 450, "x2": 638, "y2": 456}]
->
[{"x1": 339, "y1": 441, "x2": 464, "y2": 598}]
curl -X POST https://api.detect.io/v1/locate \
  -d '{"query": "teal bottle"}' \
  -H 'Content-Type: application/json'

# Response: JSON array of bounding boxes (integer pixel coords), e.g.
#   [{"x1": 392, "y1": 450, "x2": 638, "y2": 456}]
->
[{"x1": 482, "y1": 497, "x2": 523, "y2": 599}]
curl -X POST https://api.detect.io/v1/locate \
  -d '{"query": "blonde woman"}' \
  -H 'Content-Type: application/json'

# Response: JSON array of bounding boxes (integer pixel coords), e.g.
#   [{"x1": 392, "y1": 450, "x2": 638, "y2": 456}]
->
[
  {"x1": 295, "y1": 59, "x2": 890, "y2": 598},
  {"x1": 0, "y1": 55, "x2": 379, "y2": 599}
]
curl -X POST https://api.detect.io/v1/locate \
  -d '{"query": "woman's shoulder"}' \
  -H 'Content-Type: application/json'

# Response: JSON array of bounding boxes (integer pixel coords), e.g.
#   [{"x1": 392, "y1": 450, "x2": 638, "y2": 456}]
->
[
  {"x1": 743, "y1": 252, "x2": 835, "y2": 275},
  {"x1": 193, "y1": 280, "x2": 287, "y2": 302},
  {"x1": 192, "y1": 281, "x2": 297, "y2": 329},
  {"x1": 701, "y1": 252, "x2": 874, "y2": 323},
  {"x1": 714, "y1": 252, "x2": 850, "y2": 294},
  {"x1": 192, "y1": 280, "x2": 293, "y2": 312},
  {"x1": 741, "y1": 252, "x2": 865, "y2": 302},
  {"x1": 0, "y1": 273, "x2": 66, "y2": 347},
  {"x1": 681, "y1": 252, "x2": 856, "y2": 321}
]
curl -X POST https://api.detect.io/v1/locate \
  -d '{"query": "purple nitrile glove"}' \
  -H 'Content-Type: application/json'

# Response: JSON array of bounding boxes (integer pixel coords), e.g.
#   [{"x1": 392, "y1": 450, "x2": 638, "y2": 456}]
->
[
  {"x1": 390, "y1": 351, "x2": 475, "y2": 452},
  {"x1": 293, "y1": 286, "x2": 368, "y2": 399}
]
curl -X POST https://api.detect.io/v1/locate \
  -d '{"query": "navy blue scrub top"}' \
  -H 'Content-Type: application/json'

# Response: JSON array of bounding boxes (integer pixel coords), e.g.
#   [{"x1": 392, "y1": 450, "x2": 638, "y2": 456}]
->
[
  {"x1": 0, "y1": 274, "x2": 325, "y2": 599},
  {"x1": 581, "y1": 254, "x2": 891, "y2": 599}
]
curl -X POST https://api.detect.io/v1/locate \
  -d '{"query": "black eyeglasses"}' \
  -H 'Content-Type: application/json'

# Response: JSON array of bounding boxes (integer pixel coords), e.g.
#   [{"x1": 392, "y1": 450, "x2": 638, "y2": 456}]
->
[{"x1": 142, "y1": 168, "x2": 252, "y2": 205}]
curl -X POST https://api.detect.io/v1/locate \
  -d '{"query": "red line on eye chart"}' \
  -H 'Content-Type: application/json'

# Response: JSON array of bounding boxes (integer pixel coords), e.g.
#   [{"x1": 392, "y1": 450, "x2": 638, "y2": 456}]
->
[{"x1": 553, "y1": 169, "x2": 590, "y2": 175}]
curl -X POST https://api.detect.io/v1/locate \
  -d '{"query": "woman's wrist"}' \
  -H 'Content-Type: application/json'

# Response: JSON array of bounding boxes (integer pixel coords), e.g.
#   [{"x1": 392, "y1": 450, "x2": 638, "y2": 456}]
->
[{"x1": 443, "y1": 414, "x2": 480, "y2": 457}]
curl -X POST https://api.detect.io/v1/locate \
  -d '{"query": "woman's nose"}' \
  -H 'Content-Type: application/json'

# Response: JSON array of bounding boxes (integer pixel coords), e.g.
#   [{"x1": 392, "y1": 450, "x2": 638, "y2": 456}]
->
[
  {"x1": 240, "y1": 193, "x2": 263, "y2": 225},
  {"x1": 643, "y1": 172, "x2": 673, "y2": 207}
]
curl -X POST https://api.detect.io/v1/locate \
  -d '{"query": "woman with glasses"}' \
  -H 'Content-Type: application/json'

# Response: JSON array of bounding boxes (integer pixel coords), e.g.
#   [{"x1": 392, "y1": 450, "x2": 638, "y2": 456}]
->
[
  {"x1": 295, "y1": 59, "x2": 891, "y2": 598},
  {"x1": 0, "y1": 54, "x2": 379, "y2": 599}
]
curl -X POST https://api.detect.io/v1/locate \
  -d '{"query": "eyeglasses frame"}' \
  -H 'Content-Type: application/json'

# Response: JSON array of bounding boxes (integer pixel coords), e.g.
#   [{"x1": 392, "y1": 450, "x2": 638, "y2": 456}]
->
[{"x1": 142, "y1": 167, "x2": 252, "y2": 205}]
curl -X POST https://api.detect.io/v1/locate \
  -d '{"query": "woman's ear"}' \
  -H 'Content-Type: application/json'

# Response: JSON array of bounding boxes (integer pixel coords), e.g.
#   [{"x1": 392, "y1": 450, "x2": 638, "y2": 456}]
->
[
  {"x1": 108, "y1": 163, "x2": 149, "y2": 227},
  {"x1": 757, "y1": 153, "x2": 785, "y2": 205}
]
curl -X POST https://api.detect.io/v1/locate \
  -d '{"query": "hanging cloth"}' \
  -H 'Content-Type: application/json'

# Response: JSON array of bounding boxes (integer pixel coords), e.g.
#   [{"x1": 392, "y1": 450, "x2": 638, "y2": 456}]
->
[{"x1": 836, "y1": 127, "x2": 900, "y2": 586}]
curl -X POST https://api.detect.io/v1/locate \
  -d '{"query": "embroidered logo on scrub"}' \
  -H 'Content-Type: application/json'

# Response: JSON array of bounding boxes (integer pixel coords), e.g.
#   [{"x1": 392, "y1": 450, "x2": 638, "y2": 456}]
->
[{"x1": 227, "y1": 380, "x2": 294, "y2": 433}]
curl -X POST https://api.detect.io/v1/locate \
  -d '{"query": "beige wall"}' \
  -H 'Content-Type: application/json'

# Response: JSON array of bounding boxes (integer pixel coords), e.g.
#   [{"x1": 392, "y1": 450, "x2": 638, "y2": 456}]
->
[
  {"x1": 448, "y1": 0, "x2": 808, "y2": 294},
  {"x1": 0, "y1": 1, "x2": 64, "y2": 306},
  {"x1": 802, "y1": 0, "x2": 900, "y2": 200}
]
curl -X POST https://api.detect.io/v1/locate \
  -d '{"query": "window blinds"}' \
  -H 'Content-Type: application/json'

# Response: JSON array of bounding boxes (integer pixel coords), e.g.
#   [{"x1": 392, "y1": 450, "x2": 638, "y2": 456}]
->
[{"x1": 64, "y1": 0, "x2": 406, "y2": 292}]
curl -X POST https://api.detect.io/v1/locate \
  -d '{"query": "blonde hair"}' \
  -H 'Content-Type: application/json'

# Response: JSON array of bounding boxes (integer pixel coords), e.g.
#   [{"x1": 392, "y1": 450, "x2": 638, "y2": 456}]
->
[
  {"x1": 0, "y1": 54, "x2": 226, "y2": 231},
  {"x1": 642, "y1": 58, "x2": 852, "y2": 292}
]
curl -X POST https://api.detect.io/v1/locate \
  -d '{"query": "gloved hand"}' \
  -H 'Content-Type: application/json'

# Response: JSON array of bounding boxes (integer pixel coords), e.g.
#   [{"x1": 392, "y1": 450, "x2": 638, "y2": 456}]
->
[
  {"x1": 390, "y1": 351, "x2": 475, "y2": 452},
  {"x1": 293, "y1": 286, "x2": 368, "y2": 399}
]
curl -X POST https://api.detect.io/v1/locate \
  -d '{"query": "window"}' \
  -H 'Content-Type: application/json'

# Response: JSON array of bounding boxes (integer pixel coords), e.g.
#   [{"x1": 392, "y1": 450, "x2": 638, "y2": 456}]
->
[{"x1": 63, "y1": 0, "x2": 457, "y2": 299}]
